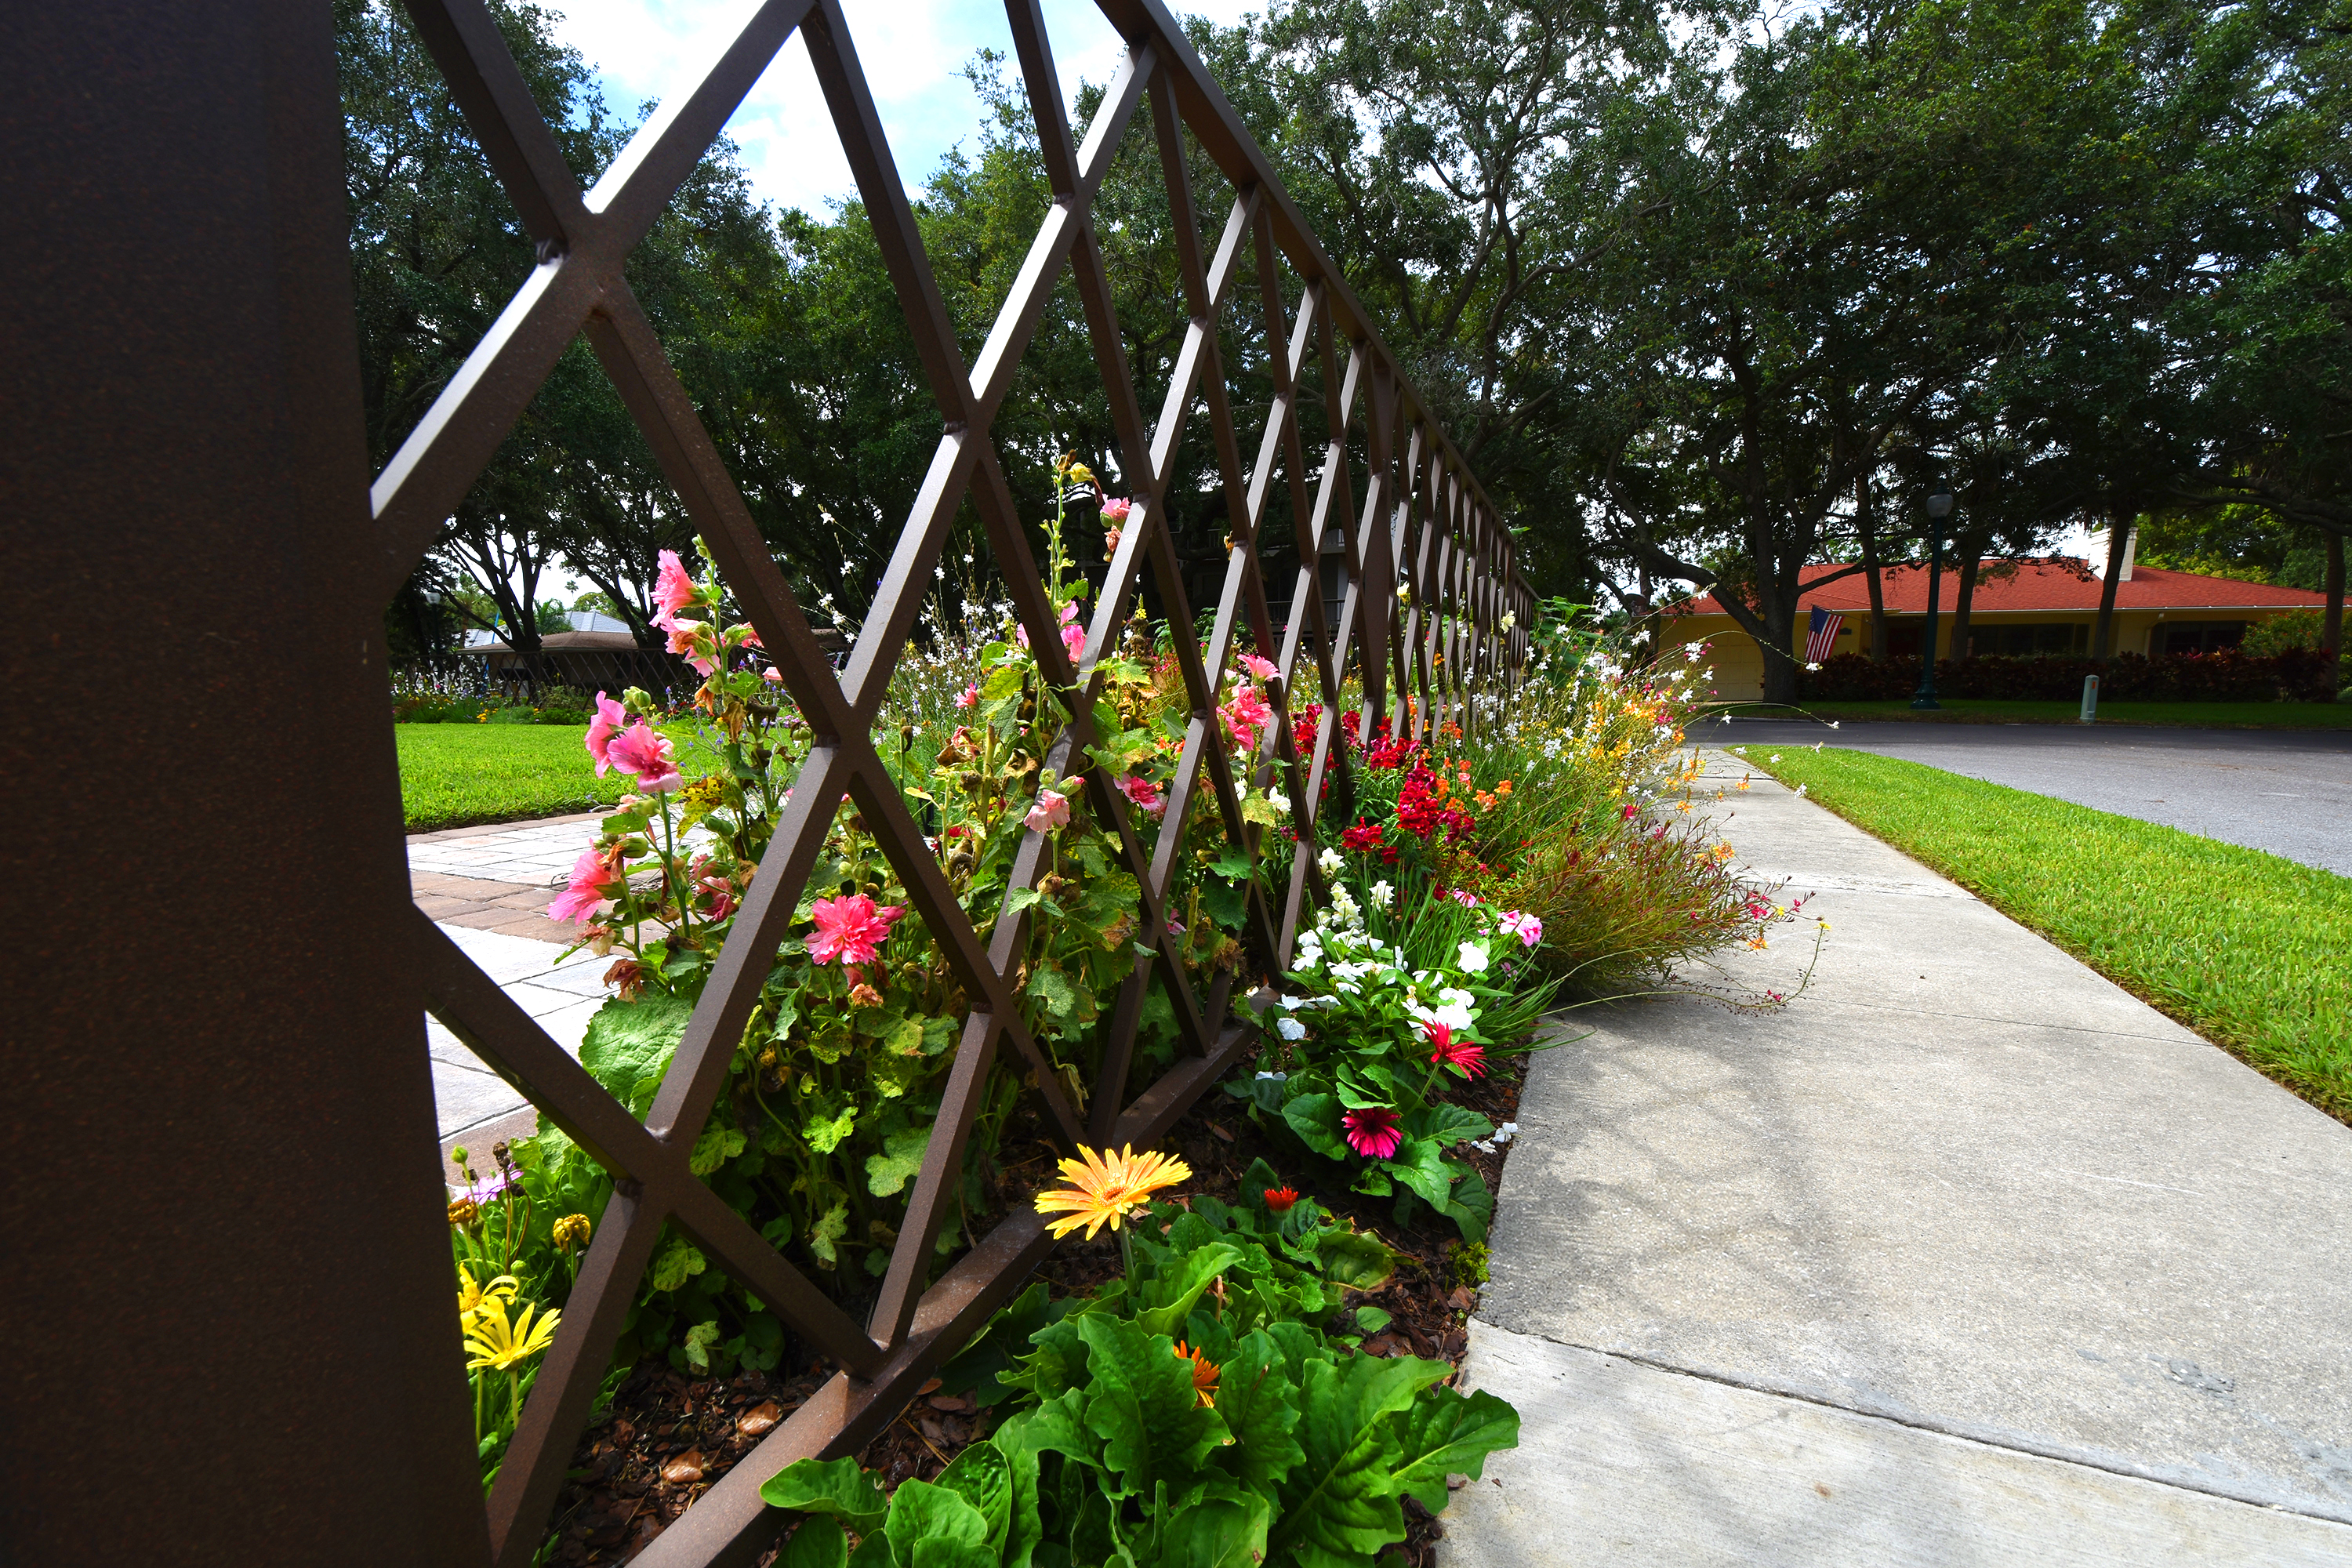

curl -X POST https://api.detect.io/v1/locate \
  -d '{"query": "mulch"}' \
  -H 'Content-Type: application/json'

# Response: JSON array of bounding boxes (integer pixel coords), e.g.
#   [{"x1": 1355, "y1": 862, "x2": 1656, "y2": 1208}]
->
[{"x1": 539, "y1": 1040, "x2": 1528, "y2": 1566}]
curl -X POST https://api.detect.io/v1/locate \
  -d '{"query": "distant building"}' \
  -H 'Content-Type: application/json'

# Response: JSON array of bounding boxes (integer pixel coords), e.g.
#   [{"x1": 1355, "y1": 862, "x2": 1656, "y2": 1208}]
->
[{"x1": 1667, "y1": 559, "x2": 2327, "y2": 702}]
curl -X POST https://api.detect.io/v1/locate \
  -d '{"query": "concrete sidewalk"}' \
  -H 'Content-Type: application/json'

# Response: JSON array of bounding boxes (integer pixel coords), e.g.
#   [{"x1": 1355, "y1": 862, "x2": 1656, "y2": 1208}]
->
[{"x1": 1439, "y1": 750, "x2": 2352, "y2": 1565}]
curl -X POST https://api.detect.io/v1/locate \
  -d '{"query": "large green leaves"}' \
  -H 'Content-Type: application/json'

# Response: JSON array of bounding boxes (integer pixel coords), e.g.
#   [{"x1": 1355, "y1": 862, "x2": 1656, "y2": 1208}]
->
[
  {"x1": 579, "y1": 990, "x2": 691, "y2": 1119},
  {"x1": 1076, "y1": 1315, "x2": 1227, "y2": 1497},
  {"x1": 1270, "y1": 1354, "x2": 1450, "y2": 1568},
  {"x1": 1391, "y1": 1387, "x2": 1521, "y2": 1512},
  {"x1": 759, "y1": 1455, "x2": 888, "y2": 1532},
  {"x1": 1207, "y1": 1330, "x2": 1305, "y2": 1494}
]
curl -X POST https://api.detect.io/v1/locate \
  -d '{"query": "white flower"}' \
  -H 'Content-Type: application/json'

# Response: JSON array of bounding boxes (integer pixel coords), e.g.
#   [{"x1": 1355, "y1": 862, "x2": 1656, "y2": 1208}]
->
[
  {"x1": 1770, "y1": 754, "x2": 1782, "y2": 762},
  {"x1": 1266, "y1": 786, "x2": 1290, "y2": 817},
  {"x1": 1828, "y1": 720, "x2": 1841, "y2": 729},
  {"x1": 1501, "y1": 612, "x2": 1515, "y2": 631},
  {"x1": 1795, "y1": 784, "x2": 1809, "y2": 797},
  {"x1": 1317, "y1": 847, "x2": 1343, "y2": 877},
  {"x1": 1494, "y1": 1121, "x2": 1519, "y2": 1145},
  {"x1": 1805, "y1": 661, "x2": 1820, "y2": 671},
  {"x1": 1371, "y1": 880, "x2": 1395, "y2": 906},
  {"x1": 1276, "y1": 1016, "x2": 1306, "y2": 1041},
  {"x1": 1732, "y1": 746, "x2": 1748, "y2": 754},
  {"x1": 1470, "y1": 1139, "x2": 1497, "y2": 1153},
  {"x1": 1255, "y1": 1070, "x2": 1287, "y2": 1082},
  {"x1": 1457, "y1": 941, "x2": 1490, "y2": 975}
]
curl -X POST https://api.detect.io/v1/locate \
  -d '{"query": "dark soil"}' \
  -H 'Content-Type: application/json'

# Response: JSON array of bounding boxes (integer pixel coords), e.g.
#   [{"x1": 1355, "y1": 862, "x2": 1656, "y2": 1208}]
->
[{"x1": 544, "y1": 1041, "x2": 1528, "y2": 1566}]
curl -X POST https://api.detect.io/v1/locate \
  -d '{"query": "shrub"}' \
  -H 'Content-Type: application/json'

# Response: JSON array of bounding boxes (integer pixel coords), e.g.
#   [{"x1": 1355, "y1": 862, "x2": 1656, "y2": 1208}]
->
[{"x1": 1798, "y1": 647, "x2": 2338, "y2": 702}]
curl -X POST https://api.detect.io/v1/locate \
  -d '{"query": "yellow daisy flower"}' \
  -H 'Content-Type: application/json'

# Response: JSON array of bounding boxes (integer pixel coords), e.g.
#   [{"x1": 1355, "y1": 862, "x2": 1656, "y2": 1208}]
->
[
  {"x1": 457, "y1": 1265, "x2": 520, "y2": 1323},
  {"x1": 1034, "y1": 1144, "x2": 1192, "y2": 1240},
  {"x1": 464, "y1": 1295, "x2": 562, "y2": 1373}
]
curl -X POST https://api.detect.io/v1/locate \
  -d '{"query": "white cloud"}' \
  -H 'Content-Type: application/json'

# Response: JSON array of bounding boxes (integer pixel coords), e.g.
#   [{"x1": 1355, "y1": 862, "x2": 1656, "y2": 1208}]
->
[{"x1": 547, "y1": 0, "x2": 1263, "y2": 216}]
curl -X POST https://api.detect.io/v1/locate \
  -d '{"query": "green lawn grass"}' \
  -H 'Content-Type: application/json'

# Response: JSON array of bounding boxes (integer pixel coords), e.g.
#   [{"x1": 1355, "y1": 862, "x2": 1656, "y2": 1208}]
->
[
  {"x1": 1748, "y1": 746, "x2": 2352, "y2": 1123},
  {"x1": 1722, "y1": 698, "x2": 2352, "y2": 728},
  {"x1": 397, "y1": 724, "x2": 710, "y2": 832}
]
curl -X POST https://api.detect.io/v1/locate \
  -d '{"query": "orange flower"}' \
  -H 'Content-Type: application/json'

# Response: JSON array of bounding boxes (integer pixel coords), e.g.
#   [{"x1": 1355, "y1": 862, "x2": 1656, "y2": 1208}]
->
[
  {"x1": 1034, "y1": 1144, "x2": 1192, "y2": 1240},
  {"x1": 1173, "y1": 1341, "x2": 1220, "y2": 1406}
]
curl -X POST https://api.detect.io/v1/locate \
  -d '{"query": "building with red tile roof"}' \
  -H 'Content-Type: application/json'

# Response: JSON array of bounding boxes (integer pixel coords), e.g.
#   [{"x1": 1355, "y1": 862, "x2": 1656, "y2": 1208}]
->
[{"x1": 1666, "y1": 557, "x2": 2325, "y2": 700}]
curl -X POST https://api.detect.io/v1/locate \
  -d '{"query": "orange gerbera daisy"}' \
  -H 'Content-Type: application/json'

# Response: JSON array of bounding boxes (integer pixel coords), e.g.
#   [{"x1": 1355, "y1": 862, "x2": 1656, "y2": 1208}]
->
[
  {"x1": 1173, "y1": 1341, "x2": 1220, "y2": 1406},
  {"x1": 1033, "y1": 1144, "x2": 1193, "y2": 1240}
]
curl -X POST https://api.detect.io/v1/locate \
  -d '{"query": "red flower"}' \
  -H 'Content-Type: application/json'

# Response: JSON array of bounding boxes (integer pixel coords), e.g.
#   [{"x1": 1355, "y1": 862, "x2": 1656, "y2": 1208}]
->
[
  {"x1": 1263, "y1": 1186, "x2": 1299, "y2": 1212},
  {"x1": 1342, "y1": 1106, "x2": 1403, "y2": 1160},
  {"x1": 808, "y1": 892, "x2": 905, "y2": 966},
  {"x1": 1424, "y1": 1020, "x2": 1486, "y2": 1080},
  {"x1": 1340, "y1": 819, "x2": 1385, "y2": 852}
]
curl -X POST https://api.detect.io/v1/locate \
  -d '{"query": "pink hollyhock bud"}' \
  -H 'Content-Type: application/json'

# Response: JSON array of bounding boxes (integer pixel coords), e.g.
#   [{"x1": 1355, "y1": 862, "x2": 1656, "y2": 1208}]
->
[
  {"x1": 1104, "y1": 527, "x2": 1123, "y2": 554},
  {"x1": 586, "y1": 691, "x2": 627, "y2": 774},
  {"x1": 654, "y1": 548, "x2": 699, "y2": 619},
  {"x1": 1099, "y1": 496, "x2": 1132, "y2": 524},
  {"x1": 1341, "y1": 1106, "x2": 1403, "y2": 1160},
  {"x1": 1025, "y1": 789, "x2": 1071, "y2": 832}
]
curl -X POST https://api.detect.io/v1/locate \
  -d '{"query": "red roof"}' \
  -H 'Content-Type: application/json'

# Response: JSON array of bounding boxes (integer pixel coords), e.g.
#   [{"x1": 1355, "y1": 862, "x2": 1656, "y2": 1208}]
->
[{"x1": 1682, "y1": 561, "x2": 2325, "y2": 617}]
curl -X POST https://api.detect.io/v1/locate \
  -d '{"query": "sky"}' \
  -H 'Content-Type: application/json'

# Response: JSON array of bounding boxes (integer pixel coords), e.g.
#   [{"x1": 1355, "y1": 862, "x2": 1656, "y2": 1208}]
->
[{"x1": 547, "y1": 0, "x2": 1263, "y2": 216}]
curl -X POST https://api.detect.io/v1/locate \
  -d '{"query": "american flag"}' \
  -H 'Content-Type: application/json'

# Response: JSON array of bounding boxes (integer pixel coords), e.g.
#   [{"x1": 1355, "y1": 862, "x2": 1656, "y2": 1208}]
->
[{"x1": 1806, "y1": 606, "x2": 1844, "y2": 662}]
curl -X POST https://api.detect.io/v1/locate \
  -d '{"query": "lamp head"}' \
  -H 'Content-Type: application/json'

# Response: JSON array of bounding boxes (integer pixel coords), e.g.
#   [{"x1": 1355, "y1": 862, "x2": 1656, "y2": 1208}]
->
[{"x1": 1926, "y1": 486, "x2": 1955, "y2": 521}]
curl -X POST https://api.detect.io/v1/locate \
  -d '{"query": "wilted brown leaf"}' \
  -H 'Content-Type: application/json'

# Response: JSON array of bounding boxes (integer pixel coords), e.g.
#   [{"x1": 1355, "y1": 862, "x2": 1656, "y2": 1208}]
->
[
  {"x1": 659, "y1": 1450, "x2": 706, "y2": 1486},
  {"x1": 736, "y1": 1401, "x2": 783, "y2": 1437}
]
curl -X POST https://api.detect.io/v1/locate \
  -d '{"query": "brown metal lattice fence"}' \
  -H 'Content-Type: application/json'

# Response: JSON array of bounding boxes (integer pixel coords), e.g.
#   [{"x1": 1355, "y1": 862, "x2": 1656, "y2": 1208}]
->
[{"x1": 379, "y1": 1, "x2": 1532, "y2": 1561}]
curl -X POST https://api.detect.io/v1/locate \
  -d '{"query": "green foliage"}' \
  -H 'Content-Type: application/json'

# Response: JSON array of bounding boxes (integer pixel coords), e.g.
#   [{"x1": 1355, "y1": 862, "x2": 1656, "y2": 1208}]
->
[{"x1": 775, "y1": 1200, "x2": 1514, "y2": 1567}]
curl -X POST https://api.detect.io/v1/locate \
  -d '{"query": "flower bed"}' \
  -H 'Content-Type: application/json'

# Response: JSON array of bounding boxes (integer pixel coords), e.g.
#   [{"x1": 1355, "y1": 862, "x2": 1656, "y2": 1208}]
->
[{"x1": 443, "y1": 506, "x2": 1782, "y2": 1559}]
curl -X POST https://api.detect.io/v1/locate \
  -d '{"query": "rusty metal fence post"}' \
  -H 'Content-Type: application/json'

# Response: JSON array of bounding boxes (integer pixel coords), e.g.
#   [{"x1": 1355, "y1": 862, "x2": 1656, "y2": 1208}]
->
[{"x1": 2, "y1": 2, "x2": 1534, "y2": 1564}]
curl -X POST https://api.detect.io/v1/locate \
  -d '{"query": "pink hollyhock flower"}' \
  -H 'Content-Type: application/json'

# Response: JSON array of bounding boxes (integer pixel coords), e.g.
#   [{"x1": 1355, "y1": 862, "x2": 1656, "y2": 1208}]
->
[
  {"x1": 547, "y1": 844, "x2": 625, "y2": 927},
  {"x1": 1240, "y1": 653, "x2": 1279, "y2": 681},
  {"x1": 1499, "y1": 909, "x2": 1542, "y2": 948},
  {"x1": 586, "y1": 691, "x2": 627, "y2": 774},
  {"x1": 1221, "y1": 684, "x2": 1275, "y2": 754},
  {"x1": 806, "y1": 892, "x2": 904, "y2": 966},
  {"x1": 762, "y1": 666, "x2": 784, "y2": 682},
  {"x1": 956, "y1": 683, "x2": 979, "y2": 710},
  {"x1": 1025, "y1": 789, "x2": 1070, "y2": 832},
  {"x1": 1099, "y1": 496, "x2": 1132, "y2": 524},
  {"x1": 1342, "y1": 1106, "x2": 1403, "y2": 1160},
  {"x1": 1061, "y1": 622, "x2": 1087, "y2": 662},
  {"x1": 1424, "y1": 1020, "x2": 1486, "y2": 1080},
  {"x1": 606, "y1": 722, "x2": 681, "y2": 793},
  {"x1": 654, "y1": 549, "x2": 698, "y2": 619},
  {"x1": 1120, "y1": 775, "x2": 1165, "y2": 817},
  {"x1": 698, "y1": 875, "x2": 738, "y2": 924}
]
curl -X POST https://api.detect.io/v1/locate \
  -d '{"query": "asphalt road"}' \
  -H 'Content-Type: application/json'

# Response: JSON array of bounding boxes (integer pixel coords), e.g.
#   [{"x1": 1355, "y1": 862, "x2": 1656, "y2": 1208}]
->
[{"x1": 1709, "y1": 717, "x2": 2352, "y2": 876}]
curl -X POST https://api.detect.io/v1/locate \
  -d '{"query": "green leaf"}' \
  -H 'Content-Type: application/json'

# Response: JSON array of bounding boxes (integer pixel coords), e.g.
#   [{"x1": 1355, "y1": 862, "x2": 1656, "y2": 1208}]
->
[
  {"x1": 689, "y1": 1120, "x2": 748, "y2": 1176},
  {"x1": 808, "y1": 1199, "x2": 849, "y2": 1266},
  {"x1": 1029, "y1": 964, "x2": 1080, "y2": 1021},
  {"x1": 882, "y1": 1014, "x2": 927, "y2": 1054},
  {"x1": 865, "y1": 1125, "x2": 931, "y2": 1197},
  {"x1": 1355, "y1": 1307, "x2": 1393, "y2": 1336},
  {"x1": 1391, "y1": 1386, "x2": 1522, "y2": 1512},
  {"x1": 1405, "y1": 1102, "x2": 1494, "y2": 1147},
  {"x1": 1207, "y1": 848, "x2": 1255, "y2": 881},
  {"x1": 778, "y1": 1517, "x2": 847, "y2": 1568},
  {"x1": 1156, "y1": 1489, "x2": 1273, "y2": 1568},
  {"x1": 1383, "y1": 1137, "x2": 1456, "y2": 1210},
  {"x1": 1003, "y1": 886, "x2": 1049, "y2": 916},
  {"x1": 1200, "y1": 876, "x2": 1247, "y2": 931},
  {"x1": 1271, "y1": 1355, "x2": 1447, "y2": 1568},
  {"x1": 681, "y1": 1319, "x2": 721, "y2": 1373},
  {"x1": 991, "y1": 1426, "x2": 1045, "y2": 1568},
  {"x1": 1208, "y1": 1330, "x2": 1305, "y2": 1493},
  {"x1": 1075, "y1": 1314, "x2": 1226, "y2": 1498},
  {"x1": 931, "y1": 1441, "x2": 1013, "y2": 1555},
  {"x1": 759, "y1": 1455, "x2": 887, "y2": 1532},
  {"x1": 650, "y1": 1235, "x2": 706, "y2": 1293},
  {"x1": 1443, "y1": 1167, "x2": 1495, "y2": 1247},
  {"x1": 938, "y1": 1281, "x2": 1062, "y2": 1407},
  {"x1": 579, "y1": 991, "x2": 692, "y2": 1119},
  {"x1": 1281, "y1": 1093, "x2": 1349, "y2": 1160},
  {"x1": 921, "y1": 1014, "x2": 960, "y2": 1054},
  {"x1": 806, "y1": 1105, "x2": 858, "y2": 1154},
  {"x1": 1138, "y1": 1242, "x2": 1244, "y2": 1339},
  {"x1": 882, "y1": 1478, "x2": 989, "y2": 1566}
]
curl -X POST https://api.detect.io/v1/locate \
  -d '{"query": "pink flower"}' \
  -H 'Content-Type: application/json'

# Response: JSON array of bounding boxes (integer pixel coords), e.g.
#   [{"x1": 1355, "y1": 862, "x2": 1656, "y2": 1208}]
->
[
  {"x1": 606, "y1": 721, "x2": 681, "y2": 793},
  {"x1": 1221, "y1": 684, "x2": 1275, "y2": 755},
  {"x1": 1025, "y1": 789, "x2": 1070, "y2": 832},
  {"x1": 1104, "y1": 528, "x2": 1123, "y2": 554},
  {"x1": 807, "y1": 892, "x2": 904, "y2": 966},
  {"x1": 1120, "y1": 775, "x2": 1165, "y2": 817},
  {"x1": 1240, "y1": 653, "x2": 1278, "y2": 681},
  {"x1": 762, "y1": 666, "x2": 784, "y2": 683},
  {"x1": 662, "y1": 616, "x2": 717, "y2": 677},
  {"x1": 956, "y1": 683, "x2": 979, "y2": 710},
  {"x1": 654, "y1": 549, "x2": 698, "y2": 619},
  {"x1": 1449, "y1": 889, "x2": 1479, "y2": 908},
  {"x1": 586, "y1": 691, "x2": 627, "y2": 775},
  {"x1": 1061, "y1": 622, "x2": 1087, "y2": 662},
  {"x1": 1499, "y1": 909, "x2": 1542, "y2": 948},
  {"x1": 1424, "y1": 1021, "x2": 1486, "y2": 1080},
  {"x1": 1099, "y1": 496, "x2": 1132, "y2": 524},
  {"x1": 1621, "y1": 802, "x2": 1639, "y2": 820},
  {"x1": 1342, "y1": 1106, "x2": 1403, "y2": 1160},
  {"x1": 547, "y1": 844, "x2": 625, "y2": 927},
  {"x1": 697, "y1": 876, "x2": 738, "y2": 924}
]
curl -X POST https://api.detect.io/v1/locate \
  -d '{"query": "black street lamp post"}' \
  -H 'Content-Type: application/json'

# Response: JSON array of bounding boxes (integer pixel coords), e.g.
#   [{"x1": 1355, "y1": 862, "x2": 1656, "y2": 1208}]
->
[{"x1": 1911, "y1": 484, "x2": 1956, "y2": 710}]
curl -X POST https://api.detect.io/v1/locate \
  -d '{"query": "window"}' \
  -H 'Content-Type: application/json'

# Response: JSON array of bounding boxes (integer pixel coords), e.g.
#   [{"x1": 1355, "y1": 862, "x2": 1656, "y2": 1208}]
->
[
  {"x1": 1965, "y1": 623, "x2": 2086, "y2": 658},
  {"x1": 2154, "y1": 621, "x2": 2249, "y2": 657}
]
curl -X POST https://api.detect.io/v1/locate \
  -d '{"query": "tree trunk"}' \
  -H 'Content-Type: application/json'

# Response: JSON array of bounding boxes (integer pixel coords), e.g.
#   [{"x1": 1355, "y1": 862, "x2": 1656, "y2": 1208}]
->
[
  {"x1": 1759, "y1": 593, "x2": 1802, "y2": 705},
  {"x1": 1949, "y1": 541, "x2": 1983, "y2": 662},
  {"x1": 2091, "y1": 514, "x2": 2130, "y2": 662},
  {"x1": 1859, "y1": 473, "x2": 1888, "y2": 662},
  {"x1": 2324, "y1": 528, "x2": 2345, "y2": 689}
]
